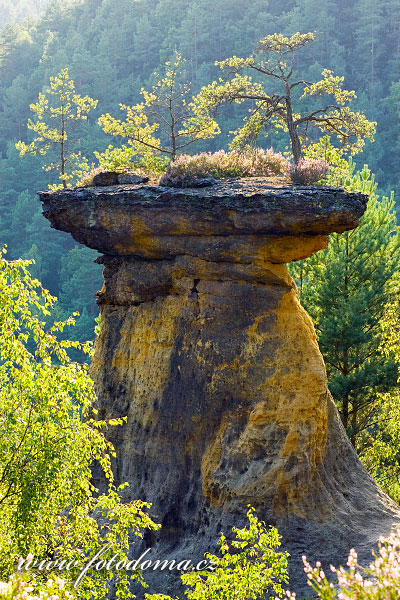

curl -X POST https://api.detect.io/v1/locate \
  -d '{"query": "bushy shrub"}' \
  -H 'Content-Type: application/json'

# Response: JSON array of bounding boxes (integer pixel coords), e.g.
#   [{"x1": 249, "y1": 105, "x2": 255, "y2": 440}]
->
[
  {"x1": 94, "y1": 145, "x2": 169, "y2": 178},
  {"x1": 93, "y1": 144, "x2": 136, "y2": 173},
  {"x1": 78, "y1": 152, "x2": 169, "y2": 186},
  {"x1": 0, "y1": 250, "x2": 158, "y2": 598},
  {"x1": 146, "y1": 507, "x2": 291, "y2": 600},
  {"x1": 289, "y1": 158, "x2": 329, "y2": 185},
  {"x1": 77, "y1": 164, "x2": 104, "y2": 186},
  {"x1": 158, "y1": 148, "x2": 289, "y2": 187},
  {"x1": 303, "y1": 531, "x2": 400, "y2": 598}
]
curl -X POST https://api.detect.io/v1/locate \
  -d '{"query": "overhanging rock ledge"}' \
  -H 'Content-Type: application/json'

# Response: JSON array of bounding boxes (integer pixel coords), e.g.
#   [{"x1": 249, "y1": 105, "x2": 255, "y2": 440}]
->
[{"x1": 39, "y1": 179, "x2": 400, "y2": 598}]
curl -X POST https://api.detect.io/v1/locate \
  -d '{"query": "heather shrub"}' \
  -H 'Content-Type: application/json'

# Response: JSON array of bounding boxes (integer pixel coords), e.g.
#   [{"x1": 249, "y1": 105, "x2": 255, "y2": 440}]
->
[
  {"x1": 0, "y1": 575, "x2": 73, "y2": 600},
  {"x1": 158, "y1": 148, "x2": 289, "y2": 187},
  {"x1": 289, "y1": 158, "x2": 329, "y2": 185},
  {"x1": 303, "y1": 531, "x2": 400, "y2": 598}
]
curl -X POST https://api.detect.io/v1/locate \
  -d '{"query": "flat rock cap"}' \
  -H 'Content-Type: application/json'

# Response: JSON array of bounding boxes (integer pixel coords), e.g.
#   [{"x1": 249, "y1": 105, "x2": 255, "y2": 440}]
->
[{"x1": 38, "y1": 178, "x2": 368, "y2": 263}]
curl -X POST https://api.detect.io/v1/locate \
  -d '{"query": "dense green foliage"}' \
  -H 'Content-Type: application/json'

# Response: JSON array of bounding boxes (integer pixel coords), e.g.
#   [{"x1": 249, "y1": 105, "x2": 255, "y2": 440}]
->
[
  {"x1": 146, "y1": 507, "x2": 290, "y2": 600},
  {"x1": 0, "y1": 0, "x2": 48, "y2": 26},
  {"x1": 2, "y1": 0, "x2": 400, "y2": 348},
  {"x1": 290, "y1": 162, "x2": 400, "y2": 452},
  {"x1": 0, "y1": 249, "x2": 159, "y2": 598},
  {"x1": 360, "y1": 297, "x2": 400, "y2": 503}
]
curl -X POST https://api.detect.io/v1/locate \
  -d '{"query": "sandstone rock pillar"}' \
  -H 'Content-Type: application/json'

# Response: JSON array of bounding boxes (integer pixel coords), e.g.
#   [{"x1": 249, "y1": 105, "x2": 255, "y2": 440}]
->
[{"x1": 39, "y1": 179, "x2": 400, "y2": 597}]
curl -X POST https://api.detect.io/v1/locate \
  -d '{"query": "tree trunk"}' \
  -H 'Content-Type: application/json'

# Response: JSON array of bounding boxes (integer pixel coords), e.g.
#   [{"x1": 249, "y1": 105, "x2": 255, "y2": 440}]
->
[
  {"x1": 285, "y1": 84, "x2": 302, "y2": 164},
  {"x1": 289, "y1": 123, "x2": 302, "y2": 165},
  {"x1": 342, "y1": 392, "x2": 349, "y2": 431},
  {"x1": 171, "y1": 134, "x2": 177, "y2": 162},
  {"x1": 170, "y1": 112, "x2": 177, "y2": 161},
  {"x1": 61, "y1": 112, "x2": 66, "y2": 189},
  {"x1": 168, "y1": 90, "x2": 177, "y2": 162},
  {"x1": 351, "y1": 406, "x2": 357, "y2": 448}
]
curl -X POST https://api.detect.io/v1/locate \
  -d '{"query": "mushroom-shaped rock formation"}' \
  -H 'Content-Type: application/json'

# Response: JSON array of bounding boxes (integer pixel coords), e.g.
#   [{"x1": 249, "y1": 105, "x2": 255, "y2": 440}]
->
[{"x1": 39, "y1": 179, "x2": 400, "y2": 598}]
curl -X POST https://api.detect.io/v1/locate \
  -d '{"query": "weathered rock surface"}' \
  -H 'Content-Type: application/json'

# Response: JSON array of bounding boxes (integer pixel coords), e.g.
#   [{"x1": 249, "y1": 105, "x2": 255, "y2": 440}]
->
[
  {"x1": 39, "y1": 180, "x2": 400, "y2": 598},
  {"x1": 92, "y1": 171, "x2": 149, "y2": 186},
  {"x1": 117, "y1": 173, "x2": 149, "y2": 185},
  {"x1": 92, "y1": 171, "x2": 119, "y2": 186},
  {"x1": 39, "y1": 178, "x2": 367, "y2": 263}
]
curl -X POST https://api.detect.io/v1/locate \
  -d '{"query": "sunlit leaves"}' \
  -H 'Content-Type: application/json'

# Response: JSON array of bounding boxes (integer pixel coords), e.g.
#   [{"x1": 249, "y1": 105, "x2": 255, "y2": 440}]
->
[
  {"x1": 96, "y1": 103, "x2": 161, "y2": 171},
  {"x1": 256, "y1": 32, "x2": 315, "y2": 55},
  {"x1": 191, "y1": 32, "x2": 375, "y2": 162},
  {"x1": 97, "y1": 52, "x2": 219, "y2": 165},
  {"x1": 0, "y1": 248, "x2": 159, "y2": 599},
  {"x1": 15, "y1": 68, "x2": 98, "y2": 190},
  {"x1": 146, "y1": 507, "x2": 289, "y2": 600},
  {"x1": 302, "y1": 69, "x2": 356, "y2": 105},
  {"x1": 181, "y1": 507, "x2": 289, "y2": 600}
]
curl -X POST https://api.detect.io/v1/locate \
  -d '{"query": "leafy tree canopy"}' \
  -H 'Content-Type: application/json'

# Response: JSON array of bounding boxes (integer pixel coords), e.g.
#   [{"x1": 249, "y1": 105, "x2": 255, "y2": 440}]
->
[
  {"x1": 97, "y1": 52, "x2": 218, "y2": 169},
  {"x1": 192, "y1": 33, "x2": 376, "y2": 162},
  {"x1": 0, "y1": 248, "x2": 158, "y2": 598},
  {"x1": 16, "y1": 68, "x2": 97, "y2": 190}
]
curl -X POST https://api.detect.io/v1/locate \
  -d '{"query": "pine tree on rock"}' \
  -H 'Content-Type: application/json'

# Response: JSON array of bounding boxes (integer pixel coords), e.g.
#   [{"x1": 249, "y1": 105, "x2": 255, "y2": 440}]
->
[
  {"x1": 16, "y1": 67, "x2": 98, "y2": 190},
  {"x1": 97, "y1": 51, "x2": 219, "y2": 168},
  {"x1": 192, "y1": 32, "x2": 376, "y2": 163}
]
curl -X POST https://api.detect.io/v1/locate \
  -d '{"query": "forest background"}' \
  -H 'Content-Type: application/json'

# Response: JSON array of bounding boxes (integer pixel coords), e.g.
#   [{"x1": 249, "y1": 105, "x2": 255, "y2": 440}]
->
[
  {"x1": 2, "y1": 1, "x2": 400, "y2": 596},
  {"x1": 1, "y1": 0, "x2": 398, "y2": 347}
]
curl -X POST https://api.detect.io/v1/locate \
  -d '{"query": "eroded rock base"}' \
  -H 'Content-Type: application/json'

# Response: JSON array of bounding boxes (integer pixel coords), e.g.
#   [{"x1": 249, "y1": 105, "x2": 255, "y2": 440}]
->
[{"x1": 91, "y1": 255, "x2": 400, "y2": 597}]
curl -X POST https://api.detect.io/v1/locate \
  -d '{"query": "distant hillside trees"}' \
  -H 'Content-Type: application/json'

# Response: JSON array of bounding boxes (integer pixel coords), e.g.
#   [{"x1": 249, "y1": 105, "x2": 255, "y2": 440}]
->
[{"x1": 0, "y1": 0, "x2": 49, "y2": 26}]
